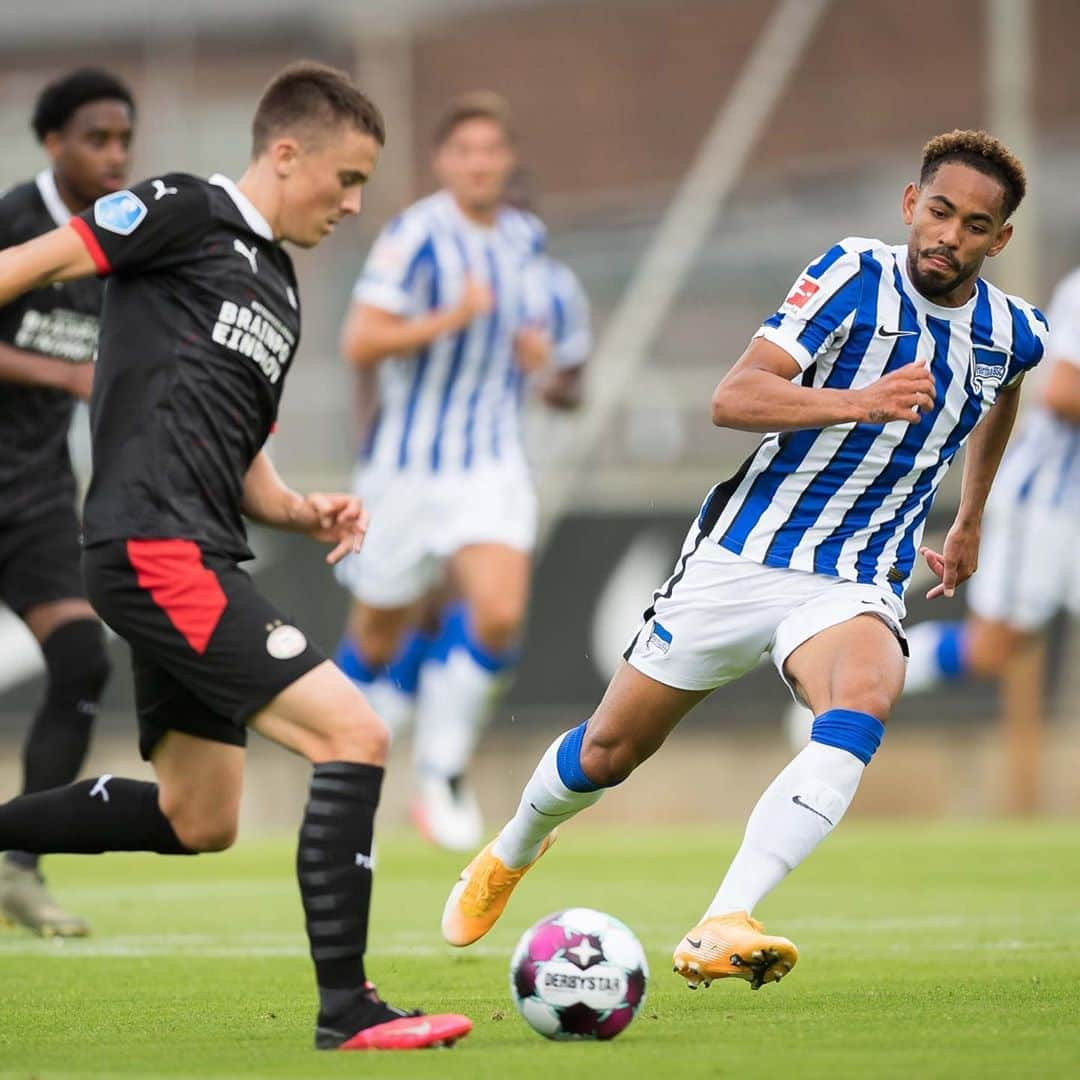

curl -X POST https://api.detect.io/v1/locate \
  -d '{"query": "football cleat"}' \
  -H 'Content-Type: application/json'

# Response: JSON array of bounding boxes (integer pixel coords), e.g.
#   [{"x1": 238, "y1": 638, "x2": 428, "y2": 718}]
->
[
  {"x1": 411, "y1": 773, "x2": 484, "y2": 853},
  {"x1": 316, "y1": 982, "x2": 472, "y2": 1051},
  {"x1": 442, "y1": 832, "x2": 556, "y2": 947},
  {"x1": 672, "y1": 911, "x2": 797, "y2": 990},
  {"x1": 0, "y1": 861, "x2": 91, "y2": 938}
]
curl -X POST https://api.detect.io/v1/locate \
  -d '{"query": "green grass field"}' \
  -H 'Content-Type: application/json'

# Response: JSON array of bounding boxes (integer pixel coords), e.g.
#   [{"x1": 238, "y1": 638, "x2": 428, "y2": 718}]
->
[{"x1": 2, "y1": 822, "x2": 1078, "y2": 1079}]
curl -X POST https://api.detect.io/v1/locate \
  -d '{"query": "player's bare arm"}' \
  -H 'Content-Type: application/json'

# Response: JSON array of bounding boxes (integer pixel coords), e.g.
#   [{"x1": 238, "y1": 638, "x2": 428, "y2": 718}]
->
[
  {"x1": 341, "y1": 278, "x2": 493, "y2": 367},
  {"x1": 919, "y1": 379, "x2": 1023, "y2": 599},
  {"x1": 0, "y1": 224, "x2": 97, "y2": 307},
  {"x1": 711, "y1": 336, "x2": 936, "y2": 432},
  {"x1": 1042, "y1": 357, "x2": 1080, "y2": 422},
  {"x1": 0, "y1": 340, "x2": 93, "y2": 399},
  {"x1": 242, "y1": 450, "x2": 368, "y2": 565}
]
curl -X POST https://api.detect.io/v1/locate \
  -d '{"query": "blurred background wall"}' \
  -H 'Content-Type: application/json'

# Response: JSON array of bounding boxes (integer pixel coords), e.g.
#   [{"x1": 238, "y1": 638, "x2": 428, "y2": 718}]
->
[{"x1": 1, "y1": 0, "x2": 1076, "y2": 827}]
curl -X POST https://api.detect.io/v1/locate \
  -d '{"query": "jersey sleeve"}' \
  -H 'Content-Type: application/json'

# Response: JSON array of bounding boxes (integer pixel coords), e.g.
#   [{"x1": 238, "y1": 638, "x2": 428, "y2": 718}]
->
[
  {"x1": 550, "y1": 262, "x2": 592, "y2": 369},
  {"x1": 351, "y1": 215, "x2": 434, "y2": 317},
  {"x1": 1042, "y1": 271, "x2": 1080, "y2": 370},
  {"x1": 753, "y1": 244, "x2": 864, "y2": 371},
  {"x1": 69, "y1": 174, "x2": 210, "y2": 276},
  {"x1": 1003, "y1": 297, "x2": 1049, "y2": 387}
]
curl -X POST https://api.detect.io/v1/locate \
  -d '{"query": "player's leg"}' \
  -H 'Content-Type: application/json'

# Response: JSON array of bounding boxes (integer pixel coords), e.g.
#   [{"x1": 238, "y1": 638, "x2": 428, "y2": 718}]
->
[
  {"x1": 412, "y1": 542, "x2": 529, "y2": 850},
  {"x1": 0, "y1": 508, "x2": 112, "y2": 935},
  {"x1": 442, "y1": 661, "x2": 706, "y2": 946},
  {"x1": 335, "y1": 599, "x2": 419, "y2": 738},
  {"x1": 252, "y1": 660, "x2": 470, "y2": 1050},
  {"x1": 679, "y1": 613, "x2": 902, "y2": 989}
]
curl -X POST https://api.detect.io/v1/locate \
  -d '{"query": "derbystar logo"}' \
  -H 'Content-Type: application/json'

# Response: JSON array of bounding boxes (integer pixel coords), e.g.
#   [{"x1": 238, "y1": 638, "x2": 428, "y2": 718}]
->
[{"x1": 211, "y1": 299, "x2": 294, "y2": 384}]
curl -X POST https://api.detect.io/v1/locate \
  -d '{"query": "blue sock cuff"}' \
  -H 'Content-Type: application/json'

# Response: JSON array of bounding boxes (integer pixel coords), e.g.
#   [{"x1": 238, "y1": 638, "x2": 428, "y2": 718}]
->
[
  {"x1": 429, "y1": 603, "x2": 518, "y2": 674},
  {"x1": 385, "y1": 629, "x2": 430, "y2": 695},
  {"x1": 811, "y1": 708, "x2": 885, "y2": 766},
  {"x1": 334, "y1": 636, "x2": 379, "y2": 685},
  {"x1": 935, "y1": 623, "x2": 967, "y2": 679},
  {"x1": 555, "y1": 722, "x2": 602, "y2": 793}
]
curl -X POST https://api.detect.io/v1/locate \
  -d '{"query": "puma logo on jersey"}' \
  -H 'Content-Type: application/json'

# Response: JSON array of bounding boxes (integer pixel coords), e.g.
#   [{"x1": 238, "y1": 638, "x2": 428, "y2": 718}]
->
[
  {"x1": 90, "y1": 775, "x2": 113, "y2": 803},
  {"x1": 233, "y1": 238, "x2": 258, "y2": 274},
  {"x1": 152, "y1": 179, "x2": 178, "y2": 201}
]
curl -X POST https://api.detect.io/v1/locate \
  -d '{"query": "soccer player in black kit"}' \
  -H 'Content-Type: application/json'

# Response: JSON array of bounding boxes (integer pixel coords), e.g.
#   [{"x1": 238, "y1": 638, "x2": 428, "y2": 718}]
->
[
  {"x1": 0, "y1": 69, "x2": 135, "y2": 937},
  {"x1": 0, "y1": 62, "x2": 471, "y2": 1051}
]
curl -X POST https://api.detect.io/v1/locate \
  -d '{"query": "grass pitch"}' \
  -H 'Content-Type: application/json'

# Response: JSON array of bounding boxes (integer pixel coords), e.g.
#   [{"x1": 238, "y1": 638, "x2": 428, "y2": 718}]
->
[{"x1": 2, "y1": 821, "x2": 1078, "y2": 1079}]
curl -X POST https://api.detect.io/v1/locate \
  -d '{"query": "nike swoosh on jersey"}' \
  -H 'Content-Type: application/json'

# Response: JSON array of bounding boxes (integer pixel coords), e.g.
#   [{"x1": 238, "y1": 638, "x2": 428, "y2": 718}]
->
[{"x1": 876, "y1": 325, "x2": 919, "y2": 338}]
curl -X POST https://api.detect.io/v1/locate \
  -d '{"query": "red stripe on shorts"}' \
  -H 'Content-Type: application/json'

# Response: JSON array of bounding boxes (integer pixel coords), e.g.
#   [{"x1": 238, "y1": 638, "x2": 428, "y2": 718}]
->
[
  {"x1": 126, "y1": 539, "x2": 227, "y2": 655},
  {"x1": 68, "y1": 217, "x2": 112, "y2": 275}
]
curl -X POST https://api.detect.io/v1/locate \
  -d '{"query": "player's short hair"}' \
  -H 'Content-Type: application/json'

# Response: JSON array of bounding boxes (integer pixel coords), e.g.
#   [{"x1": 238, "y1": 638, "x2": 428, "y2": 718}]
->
[
  {"x1": 31, "y1": 68, "x2": 135, "y2": 143},
  {"x1": 919, "y1": 129, "x2": 1027, "y2": 220},
  {"x1": 433, "y1": 91, "x2": 514, "y2": 147},
  {"x1": 251, "y1": 61, "x2": 385, "y2": 156}
]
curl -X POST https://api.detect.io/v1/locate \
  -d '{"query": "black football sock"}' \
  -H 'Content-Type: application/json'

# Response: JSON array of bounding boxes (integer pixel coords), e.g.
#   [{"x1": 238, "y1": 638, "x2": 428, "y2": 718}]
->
[
  {"x1": 297, "y1": 761, "x2": 385, "y2": 1034},
  {"x1": 7, "y1": 620, "x2": 111, "y2": 872},
  {"x1": 0, "y1": 777, "x2": 192, "y2": 855}
]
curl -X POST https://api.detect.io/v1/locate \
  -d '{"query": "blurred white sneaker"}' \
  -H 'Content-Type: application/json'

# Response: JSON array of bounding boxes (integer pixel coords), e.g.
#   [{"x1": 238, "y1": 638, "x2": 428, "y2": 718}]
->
[
  {"x1": 782, "y1": 701, "x2": 815, "y2": 752},
  {"x1": 412, "y1": 773, "x2": 484, "y2": 852}
]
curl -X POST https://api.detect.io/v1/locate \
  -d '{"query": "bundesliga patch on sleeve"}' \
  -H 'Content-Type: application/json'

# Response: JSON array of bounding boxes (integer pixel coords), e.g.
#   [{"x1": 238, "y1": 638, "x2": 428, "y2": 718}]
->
[
  {"x1": 782, "y1": 276, "x2": 820, "y2": 314},
  {"x1": 93, "y1": 190, "x2": 148, "y2": 236}
]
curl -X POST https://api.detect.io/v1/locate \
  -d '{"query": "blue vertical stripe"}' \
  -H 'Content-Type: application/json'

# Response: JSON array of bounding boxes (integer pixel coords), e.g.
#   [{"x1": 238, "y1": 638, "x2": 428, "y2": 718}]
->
[
  {"x1": 396, "y1": 240, "x2": 438, "y2": 468},
  {"x1": 463, "y1": 245, "x2": 501, "y2": 469},
  {"x1": 1006, "y1": 299, "x2": 1045, "y2": 383},
  {"x1": 430, "y1": 233, "x2": 472, "y2": 471}
]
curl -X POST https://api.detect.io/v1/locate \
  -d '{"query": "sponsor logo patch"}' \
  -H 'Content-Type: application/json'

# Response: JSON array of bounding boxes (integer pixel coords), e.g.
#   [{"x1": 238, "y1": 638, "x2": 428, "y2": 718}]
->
[
  {"x1": 93, "y1": 189, "x2": 147, "y2": 235},
  {"x1": 267, "y1": 623, "x2": 307, "y2": 660},
  {"x1": 782, "y1": 276, "x2": 820, "y2": 313}
]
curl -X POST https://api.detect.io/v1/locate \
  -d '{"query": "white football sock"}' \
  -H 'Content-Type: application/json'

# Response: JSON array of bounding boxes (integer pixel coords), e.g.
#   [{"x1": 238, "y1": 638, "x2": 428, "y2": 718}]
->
[
  {"x1": 413, "y1": 647, "x2": 504, "y2": 781},
  {"x1": 704, "y1": 741, "x2": 865, "y2": 918},
  {"x1": 903, "y1": 621, "x2": 952, "y2": 695},
  {"x1": 363, "y1": 674, "x2": 416, "y2": 742},
  {"x1": 492, "y1": 735, "x2": 604, "y2": 869}
]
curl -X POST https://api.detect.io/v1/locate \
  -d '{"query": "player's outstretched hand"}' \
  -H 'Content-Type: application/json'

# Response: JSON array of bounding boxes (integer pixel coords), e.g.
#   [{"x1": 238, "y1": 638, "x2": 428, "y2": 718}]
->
[
  {"x1": 855, "y1": 359, "x2": 936, "y2": 424},
  {"x1": 299, "y1": 493, "x2": 370, "y2": 565},
  {"x1": 514, "y1": 326, "x2": 552, "y2": 373},
  {"x1": 919, "y1": 521, "x2": 980, "y2": 599}
]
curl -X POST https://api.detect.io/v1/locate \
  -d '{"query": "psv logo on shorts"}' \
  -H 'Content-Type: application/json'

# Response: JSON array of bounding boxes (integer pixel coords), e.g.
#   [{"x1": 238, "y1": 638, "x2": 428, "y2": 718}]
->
[{"x1": 266, "y1": 622, "x2": 307, "y2": 660}]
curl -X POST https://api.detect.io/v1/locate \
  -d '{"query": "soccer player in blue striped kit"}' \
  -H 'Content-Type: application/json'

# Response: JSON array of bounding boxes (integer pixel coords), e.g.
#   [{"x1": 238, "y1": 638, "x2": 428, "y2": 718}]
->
[{"x1": 442, "y1": 130, "x2": 1048, "y2": 989}]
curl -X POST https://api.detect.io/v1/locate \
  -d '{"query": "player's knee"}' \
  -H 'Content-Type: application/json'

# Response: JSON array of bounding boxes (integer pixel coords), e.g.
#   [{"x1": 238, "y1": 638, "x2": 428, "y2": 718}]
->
[
  {"x1": 837, "y1": 680, "x2": 895, "y2": 724},
  {"x1": 164, "y1": 808, "x2": 238, "y2": 853},
  {"x1": 349, "y1": 609, "x2": 404, "y2": 668},
  {"x1": 469, "y1": 598, "x2": 525, "y2": 654},
  {"x1": 43, "y1": 619, "x2": 111, "y2": 705},
  {"x1": 310, "y1": 711, "x2": 390, "y2": 766}
]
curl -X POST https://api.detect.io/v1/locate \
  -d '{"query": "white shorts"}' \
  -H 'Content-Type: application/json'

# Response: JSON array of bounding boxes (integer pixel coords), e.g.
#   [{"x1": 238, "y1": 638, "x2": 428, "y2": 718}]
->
[
  {"x1": 967, "y1": 489, "x2": 1080, "y2": 630},
  {"x1": 625, "y1": 527, "x2": 908, "y2": 701},
  {"x1": 334, "y1": 461, "x2": 538, "y2": 608}
]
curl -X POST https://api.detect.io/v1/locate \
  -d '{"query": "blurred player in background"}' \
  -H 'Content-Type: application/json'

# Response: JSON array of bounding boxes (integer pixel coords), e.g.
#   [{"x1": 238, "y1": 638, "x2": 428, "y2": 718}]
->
[
  {"x1": 333, "y1": 95, "x2": 587, "y2": 851},
  {"x1": 442, "y1": 131, "x2": 1047, "y2": 991},
  {"x1": 0, "y1": 69, "x2": 135, "y2": 937},
  {"x1": 0, "y1": 62, "x2": 470, "y2": 1051}
]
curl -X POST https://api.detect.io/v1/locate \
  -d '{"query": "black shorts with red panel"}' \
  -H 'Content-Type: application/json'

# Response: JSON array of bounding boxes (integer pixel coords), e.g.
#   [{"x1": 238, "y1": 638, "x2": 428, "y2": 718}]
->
[{"x1": 83, "y1": 539, "x2": 325, "y2": 760}]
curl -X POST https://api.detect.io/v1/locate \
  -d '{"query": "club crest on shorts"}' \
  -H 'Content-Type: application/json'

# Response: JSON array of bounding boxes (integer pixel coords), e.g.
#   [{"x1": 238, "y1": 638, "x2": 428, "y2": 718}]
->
[
  {"x1": 266, "y1": 623, "x2": 307, "y2": 660},
  {"x1": 93, "y1": 189, "x2": 148, "y2": 236},
  {"x1": 645, "y1": 620, "x2": 672, "y2": 655}
]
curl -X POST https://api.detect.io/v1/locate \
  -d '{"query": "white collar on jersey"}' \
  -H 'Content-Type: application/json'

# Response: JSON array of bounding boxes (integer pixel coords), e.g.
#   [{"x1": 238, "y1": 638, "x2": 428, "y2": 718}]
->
[
  {"x1": 894, "y1": 243, "x2": 979, "y2": 321},
  {"x1": 209, "y1": 173, "x2": 274, "y2": 242},
  {"x1": 35, "y1": 169, "x2": 71, "y2": 227},
  {"x1": 438, "y1": 188, "x2": 501, "y2": 235}
]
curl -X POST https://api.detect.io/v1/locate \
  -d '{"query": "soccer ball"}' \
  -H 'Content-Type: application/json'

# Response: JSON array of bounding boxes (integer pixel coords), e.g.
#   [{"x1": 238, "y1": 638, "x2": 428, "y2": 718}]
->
[{"x1": 509, "y1": 907, "x2": 649, "y2": 1040}]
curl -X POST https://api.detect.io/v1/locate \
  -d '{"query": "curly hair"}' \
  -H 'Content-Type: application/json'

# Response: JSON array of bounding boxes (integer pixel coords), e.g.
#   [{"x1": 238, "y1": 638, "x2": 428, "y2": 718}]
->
[
  {"x1": 31, "y1": 68, "x2": 135, "y2": 143},
  {"x1": 920, "y1": 129, "x2": 1027, "y2": 219}
]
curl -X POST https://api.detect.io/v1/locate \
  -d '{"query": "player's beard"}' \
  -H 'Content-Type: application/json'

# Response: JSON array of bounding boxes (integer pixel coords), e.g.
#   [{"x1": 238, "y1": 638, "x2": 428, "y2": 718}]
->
[{"x1": 907, "y1": 247, "x2": 972, "y2": 300}]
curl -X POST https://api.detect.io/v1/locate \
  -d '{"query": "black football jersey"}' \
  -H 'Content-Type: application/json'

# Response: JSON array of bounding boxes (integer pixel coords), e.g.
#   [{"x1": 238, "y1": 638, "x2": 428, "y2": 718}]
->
[
  {"x1": 71, "y1": 173, "x2": 301, "y2": 560},
  {"x1": 0, "y1": 170, "x2": 103, "y2": 526}
]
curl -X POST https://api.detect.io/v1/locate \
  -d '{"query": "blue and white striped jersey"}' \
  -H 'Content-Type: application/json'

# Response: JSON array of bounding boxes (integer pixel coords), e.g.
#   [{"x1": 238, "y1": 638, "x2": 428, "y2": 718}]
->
[
  {"x1": 989, "y1": 267, "x2": 1080, "y2": 516},
  {"x1": 699, "y1": 236, "x2": 1049, "y2": 597},
  {"x1": 353, "y1": 189, "x2": 545, "y2": 473},
  {"x1": 527, "y1": 255, "x2": 592, "y2": 369}
]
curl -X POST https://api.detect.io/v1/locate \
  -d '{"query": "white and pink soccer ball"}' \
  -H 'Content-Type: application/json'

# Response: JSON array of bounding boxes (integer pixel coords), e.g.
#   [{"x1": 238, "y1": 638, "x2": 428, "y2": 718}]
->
[{"x1": 509, "y1": 908, "x2": 649, "y2": 1041}]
